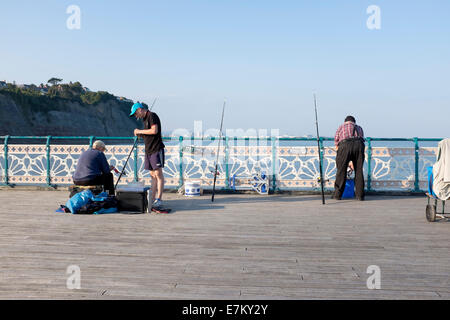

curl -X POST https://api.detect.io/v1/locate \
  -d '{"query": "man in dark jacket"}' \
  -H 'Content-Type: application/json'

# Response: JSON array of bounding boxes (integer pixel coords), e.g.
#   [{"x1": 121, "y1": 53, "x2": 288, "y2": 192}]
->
[
  {"x1": 333, "y1": 116, "x2": 365, "y2": 201},
  {"x1": 72, "y1": 140, "x2": 116, "y2": 195}
]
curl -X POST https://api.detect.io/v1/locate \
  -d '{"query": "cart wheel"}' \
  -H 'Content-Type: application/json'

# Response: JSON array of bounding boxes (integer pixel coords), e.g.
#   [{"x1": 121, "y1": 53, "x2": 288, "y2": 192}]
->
[{"x1": 426, "y1": 204, "x2": 437, "y2": 222}]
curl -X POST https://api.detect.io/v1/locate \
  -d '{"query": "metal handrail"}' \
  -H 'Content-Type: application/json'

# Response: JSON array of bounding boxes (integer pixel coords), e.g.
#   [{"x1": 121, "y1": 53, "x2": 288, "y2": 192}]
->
[{"x1": 0, "y1": 136, "x2": 443, "y2": 191}]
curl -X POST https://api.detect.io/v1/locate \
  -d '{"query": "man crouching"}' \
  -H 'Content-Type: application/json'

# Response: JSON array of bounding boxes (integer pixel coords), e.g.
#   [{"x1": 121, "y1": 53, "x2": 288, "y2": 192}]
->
[{"x1": 72, "y1": 140, "x2": 116, "y2": 195}]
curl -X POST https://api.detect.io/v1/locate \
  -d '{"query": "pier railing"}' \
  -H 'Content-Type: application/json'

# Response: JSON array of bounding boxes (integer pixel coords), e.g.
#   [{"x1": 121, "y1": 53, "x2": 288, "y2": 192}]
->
[{"x1": 0, "y1": 136, "x2": 442, "y2": 193}]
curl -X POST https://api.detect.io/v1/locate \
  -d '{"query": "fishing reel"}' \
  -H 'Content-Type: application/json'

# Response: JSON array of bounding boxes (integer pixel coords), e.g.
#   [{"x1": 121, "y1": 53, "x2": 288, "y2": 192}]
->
[{"x1": 316, "y1": 176, "x2": 330, "y2": 184}]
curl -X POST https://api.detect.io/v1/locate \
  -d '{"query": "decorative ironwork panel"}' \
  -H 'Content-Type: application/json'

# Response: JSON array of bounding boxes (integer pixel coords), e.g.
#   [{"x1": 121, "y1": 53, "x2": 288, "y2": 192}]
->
[
  {"x1": 179, "y1": 144, "x2": 227, "y2": 187},
  {"x1": 419, "y1": 147, "x2": 438, "y2": 188},
  {"x1": 0, "y1": 145, "x2": 5, "y2": 184},
  {"x1": 7, "y1": 144, "x2": 48, "y2": 184},
  {"x1": 277, "y1": 146, "x2": 370, "y2": 190},
  {"x1": 370, "y1": 147, "x2": 416, "y2": 191},
  {"x1": 137, "y1": 145, "x2": 180, "y2": 187},
  {"x1": 1, "y1": 141, "x2": 440, "y2": 192}
]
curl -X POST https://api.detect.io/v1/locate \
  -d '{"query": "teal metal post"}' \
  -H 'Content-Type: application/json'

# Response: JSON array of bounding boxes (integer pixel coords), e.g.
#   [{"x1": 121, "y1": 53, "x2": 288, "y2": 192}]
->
[
  {"x1": 2, "y1": 135, "x2": 10, "y2": 186},
  {"x1": 225, "y1": 136, "x2": 229, "y2": 189},
  {"x1": 89, "y1": 136, "x2": 95, "y2": 147},
  {"x1": 133, "y1": 136, "x2": 138, "y2": 182},
  {"x1": 367, "y1": 137, "x2": 372, "y2": 192},
  {"x1": 45, "y1": 136, "x2": 53, "y2": 187},
  {"x1": 179, "y1": 136, "x2": 184, "y2": 188},
  {"x1": 271, "y1": 136, "x2": 277, "y2": 193},
  {"x1": 414, "y1": 137, "x2": 419, "y2": 192}
]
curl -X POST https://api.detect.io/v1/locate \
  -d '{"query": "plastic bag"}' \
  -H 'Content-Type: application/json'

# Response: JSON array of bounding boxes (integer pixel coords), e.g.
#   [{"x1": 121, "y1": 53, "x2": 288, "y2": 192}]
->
[
  {"x1": 77, "y1": 195, "x2": 119, "y2": 214},
  {"x1": 342, "y1": 179, "x2": 355, "y2": 199},
  {"x1": 65, "y1": 190, "x2": 94, "y2": 214}
]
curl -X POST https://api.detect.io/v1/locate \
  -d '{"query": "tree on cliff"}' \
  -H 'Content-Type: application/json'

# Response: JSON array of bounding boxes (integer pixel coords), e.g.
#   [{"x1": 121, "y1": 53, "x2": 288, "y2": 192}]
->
[{"x1": 47, "y1": 78, "x2": 63, "y2": 86}]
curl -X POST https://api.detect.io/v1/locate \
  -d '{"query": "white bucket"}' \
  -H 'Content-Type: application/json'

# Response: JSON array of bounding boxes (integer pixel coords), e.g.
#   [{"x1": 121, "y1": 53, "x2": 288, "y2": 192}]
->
[{"x1": 185, "y1": 180, "x2": 202, "y2": 197}]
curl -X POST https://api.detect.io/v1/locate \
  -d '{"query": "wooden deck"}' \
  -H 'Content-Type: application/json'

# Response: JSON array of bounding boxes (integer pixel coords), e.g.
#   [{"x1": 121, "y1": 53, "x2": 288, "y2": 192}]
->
[{"x1": 0, "y1": 190, "x2": 449, "y2": 299}]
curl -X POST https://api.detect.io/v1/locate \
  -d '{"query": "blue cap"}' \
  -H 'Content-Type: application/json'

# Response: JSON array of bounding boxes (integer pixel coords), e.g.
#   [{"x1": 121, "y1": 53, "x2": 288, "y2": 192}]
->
[{"x1": 129, "y1": 102, "x2": 143, "y2": 117}]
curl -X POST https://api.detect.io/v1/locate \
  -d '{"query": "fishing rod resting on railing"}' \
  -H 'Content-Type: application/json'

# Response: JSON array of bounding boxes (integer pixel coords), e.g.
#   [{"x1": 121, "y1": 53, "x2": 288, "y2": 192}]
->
[
  {"x1": 314, "y1": 93, "x2": 326, "y2": 205},
  {"x1": 211, "y1": 100, "x2": 226, "y2": 202}
]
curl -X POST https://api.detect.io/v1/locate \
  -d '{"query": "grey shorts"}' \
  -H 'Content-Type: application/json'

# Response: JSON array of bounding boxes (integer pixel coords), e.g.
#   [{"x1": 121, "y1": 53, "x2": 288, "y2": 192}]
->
[{"x1": 144, "y1": 149, "x2": 165, "y2": 171}]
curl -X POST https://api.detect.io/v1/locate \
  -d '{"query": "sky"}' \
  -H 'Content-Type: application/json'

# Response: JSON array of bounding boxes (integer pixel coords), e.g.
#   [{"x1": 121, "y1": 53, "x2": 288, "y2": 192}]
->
[{"x1": 1, "y1": 0, "x2": 449, "y2": 138}]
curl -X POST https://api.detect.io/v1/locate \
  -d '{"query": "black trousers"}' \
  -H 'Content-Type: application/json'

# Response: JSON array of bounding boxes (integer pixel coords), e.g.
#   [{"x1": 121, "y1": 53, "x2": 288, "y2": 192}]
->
[
  {"x1": 334, "y1": 139, "x2": 365, "y2": 199},
  {"x1": 73, "y1": 172, "x2": 115, "y2": 195}
]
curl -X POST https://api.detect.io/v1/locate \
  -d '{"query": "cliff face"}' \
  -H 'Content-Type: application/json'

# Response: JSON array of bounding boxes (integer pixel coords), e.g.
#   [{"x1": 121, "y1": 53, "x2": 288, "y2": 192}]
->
[{"x1": 0, "y1": 93, "x2": 141, "y2": 137}]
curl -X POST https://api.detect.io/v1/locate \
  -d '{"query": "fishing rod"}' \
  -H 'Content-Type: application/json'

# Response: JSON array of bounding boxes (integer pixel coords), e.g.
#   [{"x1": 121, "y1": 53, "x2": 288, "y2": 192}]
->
[
  {"x1": 114, "y1": 137, "x2": 139, "y2": 190},
  {"x1": 148, "y1": 97, "x2": 157, "y2": 113},
  {"x1": 211, "y1": 100, "x2": 226, "y2": 202},
  {"x1": 114, "y1": 98, "x2": 158, "y2": 189},
  {"x1": 314, "y1": 93, "x2": 326, "y2": 205}
]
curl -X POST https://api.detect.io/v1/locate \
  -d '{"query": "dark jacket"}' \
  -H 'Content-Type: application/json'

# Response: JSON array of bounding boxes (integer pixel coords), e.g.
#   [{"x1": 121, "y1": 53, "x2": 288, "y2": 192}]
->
[{"x1": 72, "y1": 149, "x2": 110, "y2": 182}]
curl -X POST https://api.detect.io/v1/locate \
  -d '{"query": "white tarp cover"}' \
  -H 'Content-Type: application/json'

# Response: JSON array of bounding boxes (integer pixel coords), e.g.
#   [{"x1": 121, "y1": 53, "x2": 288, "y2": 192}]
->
[{"x1": 432, "y1": 138, "x2": 450, "y2": 200}]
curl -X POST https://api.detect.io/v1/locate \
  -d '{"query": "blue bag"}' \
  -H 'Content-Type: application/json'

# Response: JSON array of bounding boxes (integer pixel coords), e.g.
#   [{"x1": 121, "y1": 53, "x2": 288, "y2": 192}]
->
[
  {"x1": 92, "y1": 192, "x2": 109, "y2": 202},
  {"x1": 427, "y1": 166, "x2": 437, "y2": 197},
  {"x1": 92, "y1": 192, "x2": 118, "y2": 214},
  {"x1": 342, "y1": 179, "x2": 355, "y2": 199},
  {"x1": 65, "y1": 190, "x2": 94, "y2": 214},
  {"x1": 93, "y1": 207, "x2": 118, "y2": 215}
]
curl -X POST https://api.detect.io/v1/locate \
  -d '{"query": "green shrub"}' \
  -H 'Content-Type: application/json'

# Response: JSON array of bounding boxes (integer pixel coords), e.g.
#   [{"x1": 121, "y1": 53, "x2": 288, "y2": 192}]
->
[{"x1": 0, "y1": 81, "x2": 137, "y2": 118}]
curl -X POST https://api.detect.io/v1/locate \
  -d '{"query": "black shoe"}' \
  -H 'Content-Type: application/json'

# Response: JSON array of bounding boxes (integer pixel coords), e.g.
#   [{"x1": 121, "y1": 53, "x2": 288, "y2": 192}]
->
[{"x1": 356, "y1": 197, "x2": 365, "y2": 201}]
